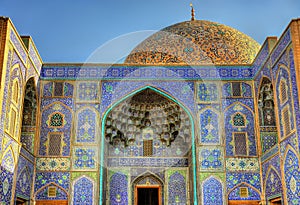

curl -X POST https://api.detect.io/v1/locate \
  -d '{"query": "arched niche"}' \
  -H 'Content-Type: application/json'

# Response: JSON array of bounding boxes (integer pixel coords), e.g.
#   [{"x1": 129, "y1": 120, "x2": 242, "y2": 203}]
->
[
  {"x1": 258, "y1": 77, "x2": 276, "y2": 126},
  {"x1": 100, "y1": 86, "x2": 197, "y2": 205},
  {"x1": 20, "y1": 78, "x2": 37, "y2": 153}
]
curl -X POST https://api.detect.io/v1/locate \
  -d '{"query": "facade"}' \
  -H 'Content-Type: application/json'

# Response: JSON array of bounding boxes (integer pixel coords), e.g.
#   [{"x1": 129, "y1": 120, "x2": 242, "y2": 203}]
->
[{"x1": 0, "y1": 15, "x2": 300, "y2": 205}]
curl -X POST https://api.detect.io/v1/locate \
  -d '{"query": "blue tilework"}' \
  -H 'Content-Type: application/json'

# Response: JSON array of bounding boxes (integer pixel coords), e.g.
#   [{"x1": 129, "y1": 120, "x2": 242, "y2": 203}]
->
[
  {"x1": 228, "y1": 184, "x2": 260, "y2": 200},
  {"x1": 202, "y1": 177, "x2": 223, "y2": 205},
  {"x1": 284, "y1": 149, "x2": 300, "y2": 205},
  {"x1": 41, "y1": 65, "x2": 254, "y2": 80},
  {"x1": 168, "y1": 172, "x2": 186, "y2": 204},
  {"x1": 100, "y1": 82, "x2": 195, "y2": 115},
  {"x1": 39, "y1": 102, "x2": 72, "y2": 156},
  {"x1": 226, "y1": 172, "x2": 261, "y2": 192},
  {"x1": 199, "y1": 109, "x2": 220, "y2": 144},
  {"x1": 109, "y1": 172, "x2": 128, "y2": 205},
  {"x1": 73, "y1": 177, "x2": 94, "y2": 205},
  {"x1": 76, "y1": 108, "x2": 98, "y2": 143},
  {"x1": 224, "y1": 103, "x2": 257, "y2": 156}
]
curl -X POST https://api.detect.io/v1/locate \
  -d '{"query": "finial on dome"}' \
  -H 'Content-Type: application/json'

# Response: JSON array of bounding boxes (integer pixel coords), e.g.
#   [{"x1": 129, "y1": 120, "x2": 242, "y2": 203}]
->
[{"x1": 190, "y1": 3, "x2": 195, "y2": 21}]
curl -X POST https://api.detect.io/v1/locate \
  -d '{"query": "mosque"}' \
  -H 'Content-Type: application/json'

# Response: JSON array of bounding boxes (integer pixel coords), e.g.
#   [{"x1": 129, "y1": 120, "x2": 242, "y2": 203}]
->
[{"x1": 0, "y1": 5, "x2": 300, "y2": 205}]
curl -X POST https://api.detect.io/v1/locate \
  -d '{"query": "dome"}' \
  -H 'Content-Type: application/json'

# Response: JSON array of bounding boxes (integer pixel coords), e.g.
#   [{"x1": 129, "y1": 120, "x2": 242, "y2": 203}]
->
[{"x1": 125, "y1": 20, "x2": 261, "y2": 65}]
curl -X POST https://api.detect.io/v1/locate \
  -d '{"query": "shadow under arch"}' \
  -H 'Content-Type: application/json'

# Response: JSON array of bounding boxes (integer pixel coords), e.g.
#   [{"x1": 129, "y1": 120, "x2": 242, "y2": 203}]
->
[{"x1": 99, "y1": 85, "x2": 198, "y2": 204}]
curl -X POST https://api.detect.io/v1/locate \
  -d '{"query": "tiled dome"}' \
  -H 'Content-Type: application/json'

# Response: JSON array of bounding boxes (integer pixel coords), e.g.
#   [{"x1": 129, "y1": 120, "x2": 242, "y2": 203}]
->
[{"x1": 125, "y1": 20, "x2": 261, "y2": 65}]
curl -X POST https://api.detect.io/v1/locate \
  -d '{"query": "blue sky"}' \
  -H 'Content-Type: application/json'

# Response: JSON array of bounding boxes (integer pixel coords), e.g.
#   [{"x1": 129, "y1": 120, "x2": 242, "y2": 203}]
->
[{"x1": 1, "y1": 0, "x2": 299, "y2": 63}]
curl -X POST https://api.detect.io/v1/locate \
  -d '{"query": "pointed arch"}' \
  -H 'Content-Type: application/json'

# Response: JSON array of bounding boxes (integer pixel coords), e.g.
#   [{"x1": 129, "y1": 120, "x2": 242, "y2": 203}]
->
[
  {"x1": 1, "y1": 145, "x2": 16, "y2": 173},
  {"x1": 100, "y1": 85, "x2": 198, "y2": 205},
  {"x1": 283, "y1": 145, "x2": 300, "y2": 204},
  {"x1": 264, "y1": 166, "x2": 283, "y2": 200},
  {"x1": 34, "y1": 182, "x2": 68, "y2": 200},
  {"x1": 202, "y1": 176, "x2": 224, "y2": 205},
  {"x1": 71, "y1": 175, "x2": 95, "y2": 205}
]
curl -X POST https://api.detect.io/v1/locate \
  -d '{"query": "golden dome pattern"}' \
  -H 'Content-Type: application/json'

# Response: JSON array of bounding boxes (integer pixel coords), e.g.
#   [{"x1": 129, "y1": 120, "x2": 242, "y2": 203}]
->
[{"x1": 125, "y1": 20, "x2": 261, "y2": 65}]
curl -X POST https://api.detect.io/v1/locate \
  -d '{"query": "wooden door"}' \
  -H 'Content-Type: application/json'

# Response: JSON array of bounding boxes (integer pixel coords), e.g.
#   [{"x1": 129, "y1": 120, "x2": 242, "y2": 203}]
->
[{"x1": 36, "y1": 200, "x2": 68, "y2": 205}]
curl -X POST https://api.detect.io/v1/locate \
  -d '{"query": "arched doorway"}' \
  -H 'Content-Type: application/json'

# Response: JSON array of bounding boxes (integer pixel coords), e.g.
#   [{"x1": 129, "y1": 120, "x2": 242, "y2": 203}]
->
[
  {"x1": 133, "y1": 173, "x2": 163, "y2": 205},
  {"x1": 101, "y1": 87, "x2": 195, "y2": 205}
]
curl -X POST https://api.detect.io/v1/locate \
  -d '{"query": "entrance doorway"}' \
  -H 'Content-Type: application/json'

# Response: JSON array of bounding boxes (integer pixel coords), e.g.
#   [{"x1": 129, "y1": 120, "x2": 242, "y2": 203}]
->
[
  {"x1": 228, "y1": 200, "x2": 260, "y2": 205},
  {"x1": 35, "y1": 200, "x2": 68, "y2": 205},
  {"x1": 138, "y1": 188, "x2": 158, "y2": 205},
  {"x1": 135, "y1": 185, "x2": 161, "y2": 205}
]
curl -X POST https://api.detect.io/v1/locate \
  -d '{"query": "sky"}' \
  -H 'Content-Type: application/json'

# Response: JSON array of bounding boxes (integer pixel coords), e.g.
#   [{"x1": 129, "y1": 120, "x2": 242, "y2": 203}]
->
[{"x1": 1, "y1": 0, "x2": 300, "y2": 63}]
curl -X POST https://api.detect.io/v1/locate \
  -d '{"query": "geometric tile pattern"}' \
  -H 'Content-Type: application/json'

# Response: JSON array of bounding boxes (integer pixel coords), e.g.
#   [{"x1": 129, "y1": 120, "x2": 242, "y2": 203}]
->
[
  {"x1": 284, "y1": 149, "x2": 300, "y2": 205},
  {"x1": 34, "y1": 172, "x2": 70, "y2": 193},
  {"x1": 202, "y1": 177, "x2": 224, "y2": 205},
  {"x1": 72, "y1": 176, "x2": 94, "y2": 205},
  {"x1": 224, "y1": 103, "x2": 257, "y2": 156},
  {"x1": 168, "y1": 171, "x2": 186, "y2": 204},
  {"x1": 228, "y1": 184, "x2": 261, "y2": 200},
  {"x1": 199, "y1": 146, "x2": 224, "y2": 171},
  {"x1": 77, "y1": 82, "x2": 99, "y2": 102},
  {"x1": 109, "y1": 172, "x2": 128, "y2": 205},
  {"x1": 36, "y1": 185, "x2": 68, "y2": 200},
  {"x1": 73, "y1": 147, "x2": 97, "y2": 170},
  {"x1": 39, "y1": 102, "x2": 72, "y2": 156},
  {"x1": 226, "y1": 158, "x2": 259, "y2": 172},
  {"x1": 199, "y1": 109, "x2": 220, "y2": 144},
  {"x1": 197, "y1": 83, "x2": 219, "y2": 102},
  {"x1": 261, "y1": 132, "x2": 278, "y2": 153},
  {"x1": 265, "y1": 168, "x2": 283, "y2": 200},
  {"x1": 0, "y1": 166, "x2": 14, "y2": 204},
  {"x1": 15, "y1": 155, "x2": 34, "y2": 200},
  {"x1": 36, "y1": 158, "x2": 70, "y2": 171},
  {"x1": 76, "y1": 108, "x2": 98, "y2": 143},
  {"x1": 100, "y1": 82, "x2": 195, "y2": 115},
  {"x1": 226, "y1": 172, "x2": 261, "y2": 192}
]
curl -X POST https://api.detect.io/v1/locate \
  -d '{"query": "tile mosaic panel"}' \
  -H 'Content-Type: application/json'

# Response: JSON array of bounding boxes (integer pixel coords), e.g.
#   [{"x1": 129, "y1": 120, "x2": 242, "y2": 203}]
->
[
  {"x1": 284, "y1": 148, "x2": 300, "y2": 205},
  {"x1": 265, "y1": 168, "x2": 283, "y2": 200},
  {"x1": 34, "y1": 172, "x2": 70, "y2": 191},
  {"x1": 41, "y1": 65, "x2": 254, "y2": 80},
  {"x1": 275, "y1": 66, "x2": 295, "y2": 139},
  {"x1": 109, "y1": 172, "x2": 128, "y2": 205},
  {"x1": 168, "y1": 171, "x2": 187, "y2": 205},
  {"x1": 108, "y1": 157, "x2": 188, "y2": 167},
  {"x1": 77, "y1": 82, "x2": 99, "y2": 102},
  {"x1": 261, "y1": 132, "x2": 278, "y2": 153},
  {"x1": 202, "y1": 177, "x2": 224, "y2": 205},
  {"x1": 224, "y1": 103, "x2": 257, "y2": 156},
  {"x1": 72, "y1": 147, "x2": 97, "y2": 170},
  {"x1": 10, "y1": 30, "x2": 27, "y2": 63},
  {"x1": 271, "y1": 29, "x2": 291, "y2": 65},
  {"x1": 76, "y1": 108, "x2": 98, "y2": 143},
  {"x1": 36, "y1": 185, "x2": 68, "y2": 200},
  {"x1": 0, "y1": 50, "x2": 12, "y2": 154},
  {"x1": 39, "y1": 102, "x2": 72, "y2": 156},
  {"x1": 226, "y1": 172, "x2": 261, "y2": 191},
  {"x1": 15, "y1": 155, "x2": 34, "y2": 200},
  {"x1": 101, "y1": 82, "x2": 195, "y2": 115},
  {"x1": 228, "y1": 184, "x2": 261, "y2": 200},
  {"x1": 0, "y1": 166, "x2": 14, "y2": 204},
  {"x1": 198, "y1": 146, "x2": 224, "y2": 171},
  {"x1": 197, "y1": 82, "x2": 219, "y2": 102},
  {"x1": 36, "y1": 158, "x2": 70, "y2": 171},
  {"x1": 251, "y1": 41, "x2": 270, "y2": 75},
  {"x1": 199, "y1": 109, "x2": 220, "y2": 144},
  {"x1": 28, "y1": 42, "x2": 42, "y2": 70},
  {"x1": 72, "y1": 176, "x2": 95, "y2": 205},
  {"x1": 226, "y1": 157, "x2": 259, "y2": 172}
]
